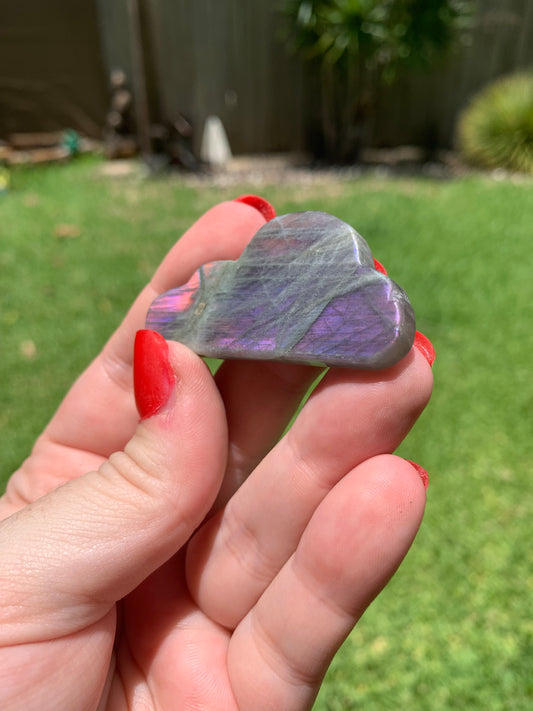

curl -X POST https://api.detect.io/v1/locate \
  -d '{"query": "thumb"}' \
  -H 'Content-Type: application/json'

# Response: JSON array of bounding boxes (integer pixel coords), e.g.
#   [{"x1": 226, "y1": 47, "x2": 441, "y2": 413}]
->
[{"x1": 0, "y1": 331, "x2": 227, "y2": 643}]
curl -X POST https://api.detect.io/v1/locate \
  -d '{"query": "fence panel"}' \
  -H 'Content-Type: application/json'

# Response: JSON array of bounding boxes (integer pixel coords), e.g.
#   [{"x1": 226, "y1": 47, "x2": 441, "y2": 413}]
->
[
  {"x1": 142, "y1": 0, "x2": 307, "y2": 154},
  {"x1": 0, "y1": 0, "x2": 107, "y2": 138}
]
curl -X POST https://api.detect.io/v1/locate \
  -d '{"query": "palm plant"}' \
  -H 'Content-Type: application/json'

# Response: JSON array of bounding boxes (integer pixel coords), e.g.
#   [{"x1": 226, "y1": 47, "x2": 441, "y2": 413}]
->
[{"x1": 285, "y1": 0, "x2": 475, "y2": 162}]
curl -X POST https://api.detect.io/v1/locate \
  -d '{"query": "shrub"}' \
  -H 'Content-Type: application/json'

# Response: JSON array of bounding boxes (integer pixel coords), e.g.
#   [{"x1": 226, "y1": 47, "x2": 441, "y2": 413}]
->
[{"x1": 457, "y1": 72, "x2": 533, "y2": 173}]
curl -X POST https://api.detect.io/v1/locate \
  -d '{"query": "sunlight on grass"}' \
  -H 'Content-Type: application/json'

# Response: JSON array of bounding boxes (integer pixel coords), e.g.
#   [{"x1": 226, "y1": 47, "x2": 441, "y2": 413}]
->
[{"x1": 1, "y1": 156, "x2": 531, "y2": 709}]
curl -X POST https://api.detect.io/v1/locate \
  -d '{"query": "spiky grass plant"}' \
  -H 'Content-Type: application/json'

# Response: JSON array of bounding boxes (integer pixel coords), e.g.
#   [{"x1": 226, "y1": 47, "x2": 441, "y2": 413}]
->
[{"x1": 458, "y1": 72, "x2": 533, "y2": 173}]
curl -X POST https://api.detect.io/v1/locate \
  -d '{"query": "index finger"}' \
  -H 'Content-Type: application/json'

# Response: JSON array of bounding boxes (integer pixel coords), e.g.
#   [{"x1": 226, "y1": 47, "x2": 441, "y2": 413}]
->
[{"x1": 43, "y1": 200, "x2": 269, "y2": 456}]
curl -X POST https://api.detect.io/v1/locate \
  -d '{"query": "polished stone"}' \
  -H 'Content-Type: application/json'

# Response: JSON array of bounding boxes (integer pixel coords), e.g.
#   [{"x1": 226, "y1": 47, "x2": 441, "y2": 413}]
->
[{"x1": 146, "y1": 211, "x2": 416, "y2": 369}]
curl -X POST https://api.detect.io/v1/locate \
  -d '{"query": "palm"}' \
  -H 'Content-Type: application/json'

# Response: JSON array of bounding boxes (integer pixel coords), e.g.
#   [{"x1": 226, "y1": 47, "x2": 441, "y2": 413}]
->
[{"x1": 0, "y1": 202, "x2": 432, "y2": 711}]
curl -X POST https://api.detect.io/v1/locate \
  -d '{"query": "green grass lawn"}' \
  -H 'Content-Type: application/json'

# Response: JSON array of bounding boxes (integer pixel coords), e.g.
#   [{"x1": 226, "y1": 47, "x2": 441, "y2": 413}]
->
[{"x1": 1, "y1": 156, "x2": 531, "y2": 709}]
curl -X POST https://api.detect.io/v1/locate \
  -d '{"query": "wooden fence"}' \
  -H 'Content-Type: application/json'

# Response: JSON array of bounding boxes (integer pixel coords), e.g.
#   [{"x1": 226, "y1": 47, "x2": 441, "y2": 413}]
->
[
  {"x1": 2, "y1": 0, "x2": 533, "y2": 154},
  {"x1": 0, "y1": 0, "x2": 108, "y2": 138},
  {"x1": 97, "y1": 0, "x2": 309, "y2": 154}
]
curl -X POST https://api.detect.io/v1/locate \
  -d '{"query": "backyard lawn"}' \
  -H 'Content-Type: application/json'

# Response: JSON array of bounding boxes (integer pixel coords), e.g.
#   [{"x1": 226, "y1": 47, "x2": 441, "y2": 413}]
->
[{"x1": 1, "y1": 156, "x2": 531, "y2": 709}]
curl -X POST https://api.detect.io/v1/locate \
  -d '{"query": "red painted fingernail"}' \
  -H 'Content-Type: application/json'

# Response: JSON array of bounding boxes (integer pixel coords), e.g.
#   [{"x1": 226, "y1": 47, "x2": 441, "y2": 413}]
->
[
  {"x1": 373, "y1": 258, "x2": 388, "y2": 275},
  {"x1": 134, "y1": 330, "x2": 175, "y2": 420},
  {"x1": 413, "y1": 330, "x2": 435, "y2": 368},
  {"x1": 406, "y1": 460, "x2": 429, "y2": 490},
  {"x1": 234, "y1": 194, "x2": 276, "y2": 222}
]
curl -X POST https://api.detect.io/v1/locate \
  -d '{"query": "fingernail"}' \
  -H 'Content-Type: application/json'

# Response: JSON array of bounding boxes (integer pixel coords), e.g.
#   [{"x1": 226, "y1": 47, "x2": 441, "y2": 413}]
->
[
  {"x1": 134, "y1": 330, "x2": 175, "y2": 420},
  {"x1": 373, "y1": 258, "x2": 387, "y2": 275},
  {"x1": 406, "y1": 460, "x2": 429, "y2": 490},
  {"x1": 234, "y1": 194, "x2": 276, "y2": 222},
  {"x1": 413, "y1": 330, "x2": 435, "y2": 368}
]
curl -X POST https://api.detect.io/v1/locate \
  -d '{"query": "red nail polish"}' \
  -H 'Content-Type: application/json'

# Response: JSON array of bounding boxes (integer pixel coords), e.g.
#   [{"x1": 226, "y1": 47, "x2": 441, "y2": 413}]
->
[
  {"x1": 406, "y1": 460, "x2": 429, "y2": 490},
  {"x1": 134, "y1": 330, "x2": 175, "y2": 420},
  {"x1": 234, "y1": 194, "x2": 276, "y2": 222},
  {"x1": 413, "y1": 331, "x2": 435, "y2": 368},
  {"x1": 373, "y1": 258, "x2": 387, "y2": 275}
]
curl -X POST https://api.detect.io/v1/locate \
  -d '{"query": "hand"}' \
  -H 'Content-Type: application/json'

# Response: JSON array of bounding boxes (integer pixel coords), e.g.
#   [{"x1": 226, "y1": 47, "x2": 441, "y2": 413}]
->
[{"x1": 0, "y1": 198, "x2": 433, "y2": 711}]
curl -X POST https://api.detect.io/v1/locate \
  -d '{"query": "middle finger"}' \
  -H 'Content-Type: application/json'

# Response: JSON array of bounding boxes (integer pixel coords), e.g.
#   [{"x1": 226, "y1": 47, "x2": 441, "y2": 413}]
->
[
  {"x1": 186, "y1": 348, "x2": 433, "y2": 629},
  {"x1": 213, "y1": 359, "x2": 323, "y2": 507}
]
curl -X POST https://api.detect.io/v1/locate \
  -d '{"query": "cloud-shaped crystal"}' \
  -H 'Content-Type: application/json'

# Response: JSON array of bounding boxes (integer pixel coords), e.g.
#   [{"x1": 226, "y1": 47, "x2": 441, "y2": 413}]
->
[{"x1": 146, "y1": 211, "x2": 416, "y2": 369}]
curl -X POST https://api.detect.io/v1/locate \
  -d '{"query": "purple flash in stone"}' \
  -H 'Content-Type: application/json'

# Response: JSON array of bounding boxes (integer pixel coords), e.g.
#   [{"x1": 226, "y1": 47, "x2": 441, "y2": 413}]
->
[{"x1": 146, "y1": 211, "x2": 416, "y2": 369}]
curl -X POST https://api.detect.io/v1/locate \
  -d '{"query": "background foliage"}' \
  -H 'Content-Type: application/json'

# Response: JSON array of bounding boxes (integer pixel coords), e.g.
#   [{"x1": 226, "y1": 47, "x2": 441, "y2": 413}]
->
[{"x1": 284, "y1": 0, "x2": 475, "y2": 161}]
